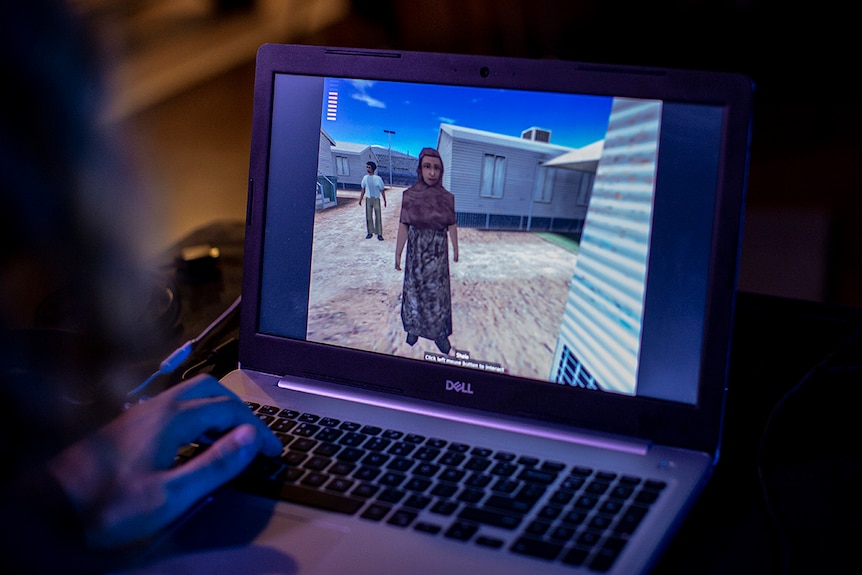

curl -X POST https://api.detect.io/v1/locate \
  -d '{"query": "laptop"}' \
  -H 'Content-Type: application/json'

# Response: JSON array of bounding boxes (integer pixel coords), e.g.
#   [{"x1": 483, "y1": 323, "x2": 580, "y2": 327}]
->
[{"x1": 130, "y1": 44, "x2": 752, "y2": 574}]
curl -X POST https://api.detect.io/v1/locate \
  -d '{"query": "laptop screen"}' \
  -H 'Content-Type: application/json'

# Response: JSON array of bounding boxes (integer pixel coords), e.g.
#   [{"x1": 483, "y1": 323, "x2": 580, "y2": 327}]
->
[
  {"x1": 241, "y1": 45, "x2": 751, "y2": 451},
  {"x1": 257, "y1": 73, "x2": 722, "y2": 405}
]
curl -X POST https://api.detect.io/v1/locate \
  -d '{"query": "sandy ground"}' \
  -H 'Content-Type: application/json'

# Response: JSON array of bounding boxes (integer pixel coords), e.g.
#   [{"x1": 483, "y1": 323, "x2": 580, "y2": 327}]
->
[{"x1": 306, "y1": 187, "x2": 578, "y2": 381}]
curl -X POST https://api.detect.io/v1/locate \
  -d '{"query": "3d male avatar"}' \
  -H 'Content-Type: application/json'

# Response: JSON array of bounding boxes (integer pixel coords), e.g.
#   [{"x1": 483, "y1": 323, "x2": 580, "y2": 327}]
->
[{"x1": 358, "y1": 161, "x2": 387, "y2": 240}]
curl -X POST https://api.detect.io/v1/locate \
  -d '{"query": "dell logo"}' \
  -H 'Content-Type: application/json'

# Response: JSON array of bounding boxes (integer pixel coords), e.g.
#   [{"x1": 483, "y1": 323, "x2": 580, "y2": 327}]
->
[{"x1": 446, "y1": 380, "x2": 474, "y2": 394}]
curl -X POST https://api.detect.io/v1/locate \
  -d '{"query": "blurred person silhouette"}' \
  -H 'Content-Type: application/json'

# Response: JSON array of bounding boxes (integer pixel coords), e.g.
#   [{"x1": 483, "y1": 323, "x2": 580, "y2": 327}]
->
[{"x1": 0, "y1": 2, "x2": 281, "y2": 573}]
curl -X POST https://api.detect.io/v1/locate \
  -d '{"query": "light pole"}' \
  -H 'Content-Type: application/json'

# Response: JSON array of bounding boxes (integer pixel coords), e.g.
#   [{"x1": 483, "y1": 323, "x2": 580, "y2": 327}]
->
[{"x1": 383, "y1": 129, "x2": 396, "y2": 186}]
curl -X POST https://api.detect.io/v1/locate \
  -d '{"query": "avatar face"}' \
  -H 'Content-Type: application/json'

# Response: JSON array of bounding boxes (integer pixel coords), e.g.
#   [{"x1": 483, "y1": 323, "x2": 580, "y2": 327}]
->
[{"x1": 420, "y1": 156, "x2": 442, "y2": 186}]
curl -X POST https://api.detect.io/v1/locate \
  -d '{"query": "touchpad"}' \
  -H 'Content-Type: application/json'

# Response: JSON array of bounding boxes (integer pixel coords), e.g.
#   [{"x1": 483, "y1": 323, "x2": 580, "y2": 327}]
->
[{"x1": 120, "y1": 490, "x2": 348, "y2": 575}]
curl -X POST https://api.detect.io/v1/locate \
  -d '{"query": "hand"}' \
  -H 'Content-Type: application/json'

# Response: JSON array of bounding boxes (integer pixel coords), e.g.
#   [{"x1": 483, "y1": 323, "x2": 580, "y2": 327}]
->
[{"x1": 47, "y1": 375, "x2": 282, "y2": 550}]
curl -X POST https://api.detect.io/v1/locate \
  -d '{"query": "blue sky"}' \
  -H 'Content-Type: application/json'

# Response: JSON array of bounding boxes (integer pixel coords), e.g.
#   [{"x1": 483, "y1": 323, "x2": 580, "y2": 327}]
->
[{"x1": 321, "y1": 77, "x2": 613, "y2": 157}]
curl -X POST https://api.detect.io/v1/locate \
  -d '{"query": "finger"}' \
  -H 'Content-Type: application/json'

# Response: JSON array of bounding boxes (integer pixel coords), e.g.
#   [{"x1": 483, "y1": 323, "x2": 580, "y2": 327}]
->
[
  {"x1": 165, "y1": 376, "x2": 281, "y2": 453},
  {"x1": 157, "y1": 395, "x2": 281, "y2": 467},
  {"x1": 164, "y1": 423, "x2": 263, "y2": 517}
]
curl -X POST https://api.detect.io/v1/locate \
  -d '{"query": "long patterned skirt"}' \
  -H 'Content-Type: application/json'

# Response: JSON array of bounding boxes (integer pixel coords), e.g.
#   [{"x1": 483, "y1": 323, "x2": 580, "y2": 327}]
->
[{"x1": 401, "y1": 226, "x2": 452, "y2": 342}]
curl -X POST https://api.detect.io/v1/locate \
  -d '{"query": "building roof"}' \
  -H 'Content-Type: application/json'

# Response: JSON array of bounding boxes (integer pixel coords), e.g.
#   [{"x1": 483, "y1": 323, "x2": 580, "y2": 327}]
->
[
  {"x1": 541, "y1": 140, "x2": 604, "y2": 172},
  {"x1": 331, "y1": 142, "x2": 373, "y2": 154},
  {"x1": 438, "y1": 123, "x2": 576, "y2": 155}
]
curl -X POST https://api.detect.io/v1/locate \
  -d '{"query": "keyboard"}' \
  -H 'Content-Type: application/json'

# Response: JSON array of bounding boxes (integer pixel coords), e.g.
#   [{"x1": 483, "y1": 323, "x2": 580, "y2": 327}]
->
[{"x1": 179, "y1": 401, "x2": 667, "y2": 572}]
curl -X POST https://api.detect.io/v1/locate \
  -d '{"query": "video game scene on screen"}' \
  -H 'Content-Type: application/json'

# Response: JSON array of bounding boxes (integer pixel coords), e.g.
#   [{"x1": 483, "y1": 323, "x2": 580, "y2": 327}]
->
[{"x1": 305, "y1": 77, "x2": 662, "y2": 397}]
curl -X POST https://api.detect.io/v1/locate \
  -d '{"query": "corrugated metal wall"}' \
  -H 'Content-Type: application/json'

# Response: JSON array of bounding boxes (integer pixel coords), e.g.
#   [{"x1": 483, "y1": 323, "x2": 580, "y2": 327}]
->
[{"x1": 551, "y1": 98, "x2": 662, "y2": 395}]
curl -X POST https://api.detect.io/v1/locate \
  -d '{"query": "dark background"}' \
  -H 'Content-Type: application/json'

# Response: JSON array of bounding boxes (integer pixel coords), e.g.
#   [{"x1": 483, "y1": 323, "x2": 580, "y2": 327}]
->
[{"x1": 312, "y1": 0, "x2": 861, "y2": 307}]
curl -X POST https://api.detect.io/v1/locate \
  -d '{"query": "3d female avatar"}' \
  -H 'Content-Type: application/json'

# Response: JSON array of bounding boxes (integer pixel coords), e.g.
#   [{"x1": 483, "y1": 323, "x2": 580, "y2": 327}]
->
[{"x1": 395, "y1": 148, "x2": 459, "y2": 354}]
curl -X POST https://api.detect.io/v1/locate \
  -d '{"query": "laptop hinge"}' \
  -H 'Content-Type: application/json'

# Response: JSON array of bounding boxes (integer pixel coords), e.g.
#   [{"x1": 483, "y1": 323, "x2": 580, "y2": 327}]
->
[{"x1": 277, "y1": 377, "x2": 651, "y2": 456}]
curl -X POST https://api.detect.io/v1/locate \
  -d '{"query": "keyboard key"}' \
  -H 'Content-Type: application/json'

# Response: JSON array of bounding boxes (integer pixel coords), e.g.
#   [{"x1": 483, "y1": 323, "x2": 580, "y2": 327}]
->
[
  {"x1": 491, "y1": 479, "x2": 519, "y2": 494},
  {"x1": 236, "y1": 479, "x2": 363, "y2": 514},
  {"x1": 360, "y1": 503, "x2": 390, "y2": 521},
  {"x1": 465, "y1": 473, "x2": 492, "y2": 488},
  {"x1": 444, "y1": 521, "x2": 479, "y2": 542},
  {"x1": 414, "y1": 522, "x2": 442, "y2": 535},
  {"x1": 413, "y1": 463, "x2": 440, "y2": 477},
  {"x1": 313, "y1": 443, "x2": 341, "y2": 457},
  {"x1": 387, "y1": 458, "x2": 414, "y2": 472},
  {"x1": 289, "y1": 437, "x2": 317, "y2": 452},
  {"x1": 475, "y1": 536, "x2": 505, "y2": 549},
  {"x1": 339, "y1": 432, "x2": 367, "y2": 447},
  {"x1": 490, "y1": 462, "x2": 518, "y2": 477},
  {"x1": 438, "y1": 468, "x2": 466, "y2": 483},
  {"x1": 315, "y1": 427, "x2": 343, "y2": 442},
  {"x1": 548, "y1": 525, "x2": 576, "y2": 542},
  {"x1": 541, "y1": 461, "x2": 567, "y2": 472},
  {"x1": 561, "y1": 546, "x2": 590, "y2": 566},
  {"x1": 377, "y1": 488, "x2": 405, "y2": 504},
  {"x1": 484, "y1": 494, "x2": 535, "y2": 515},
  {"x1": 518, "y1": 468, "x2": 557, "y2": 484},
  {"x1": 387, "y1": 509, "x2": 418, "y2": 527},
  {"x1": 439, "y1": 452, "x2": 466, "y2": 466},
  {"x1": 326, "y1": 477, "x2": 353, "y2": 493},
  {"x1": 303, "y1": 456, "x2": 331, "y2": 471},
  {"x1": 365, "y1": 437, "x2": 391, "y2": 451},
  {"x1": 457, "y1": 488, "x2": 484, "y2": 504},
  {"x1": 511, "y1": 537, "x2": 562, "y2": 560},
  {"x1": 352, "y1": 483, "x2": 379, "y2": 498},
  {"x1": 329, "y1": 461, "x2": 356, "y2": 476},
  {"x1": 388, "y1": 442, "x2": 415, "y2": 456},
  {"x1": 354, "y1": 467, "x2": 382, "y2": 481},
  {"x1": 271, "y1": 418, "x2": 297, "y2": 433},
  {"x1": 590, "y1": 537, "x2": 626, "y2": 572},
  {"x1": 525, "y1": 520, "x2": 550, "y2": 536},
  {"x1": 293, "y1": 423, "x2": 320, "y2": 437},
  {"x1": 430, "y1": 500, "x2": 459, "y2": 515},
  {"x1": 361, "y1": 452, "x2": 389, "y2": 467},
  {"x1": 431, "y1": 483, "x2": 458, "y2": 497},
  {"x1": 301, "y1": 472, "x2": 328, "y2": 487},
  {"x1": 379, "y1": 472, "x2": 406, "y2": 487},
  {"x1": 403, "y1": 494, "x2": 432, "y2": 509},
  {"x1": 464, "y1": 457, "x2": 491, "y2": 472},
  {"x1": 414, "y1": 447, "x2": 440, "y2": 461},
  {"x1": 336, "y1": 447, "x2": 364, "y2": 462},
  {"x1": 458, "y1": 506, "x2": 521, "y2": 529},
  {"x1": 404, "y1": 478, "x2": 432, "y2": 492}
]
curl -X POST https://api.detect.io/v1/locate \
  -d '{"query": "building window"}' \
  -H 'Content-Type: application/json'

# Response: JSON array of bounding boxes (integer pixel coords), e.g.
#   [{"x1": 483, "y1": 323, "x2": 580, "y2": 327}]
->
[
  {"x1": 577, "y1": 172, "x2": 594, "y2": 206},
  {"x1": 534, "y1": 164, "x2": 555, "y2": 203},
  {"x1": 480, "y1": 154, "x2": 506, "y2": 198},
  {"x1": 335, "y1": 156, "x2": 349, "y2": 176}
]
